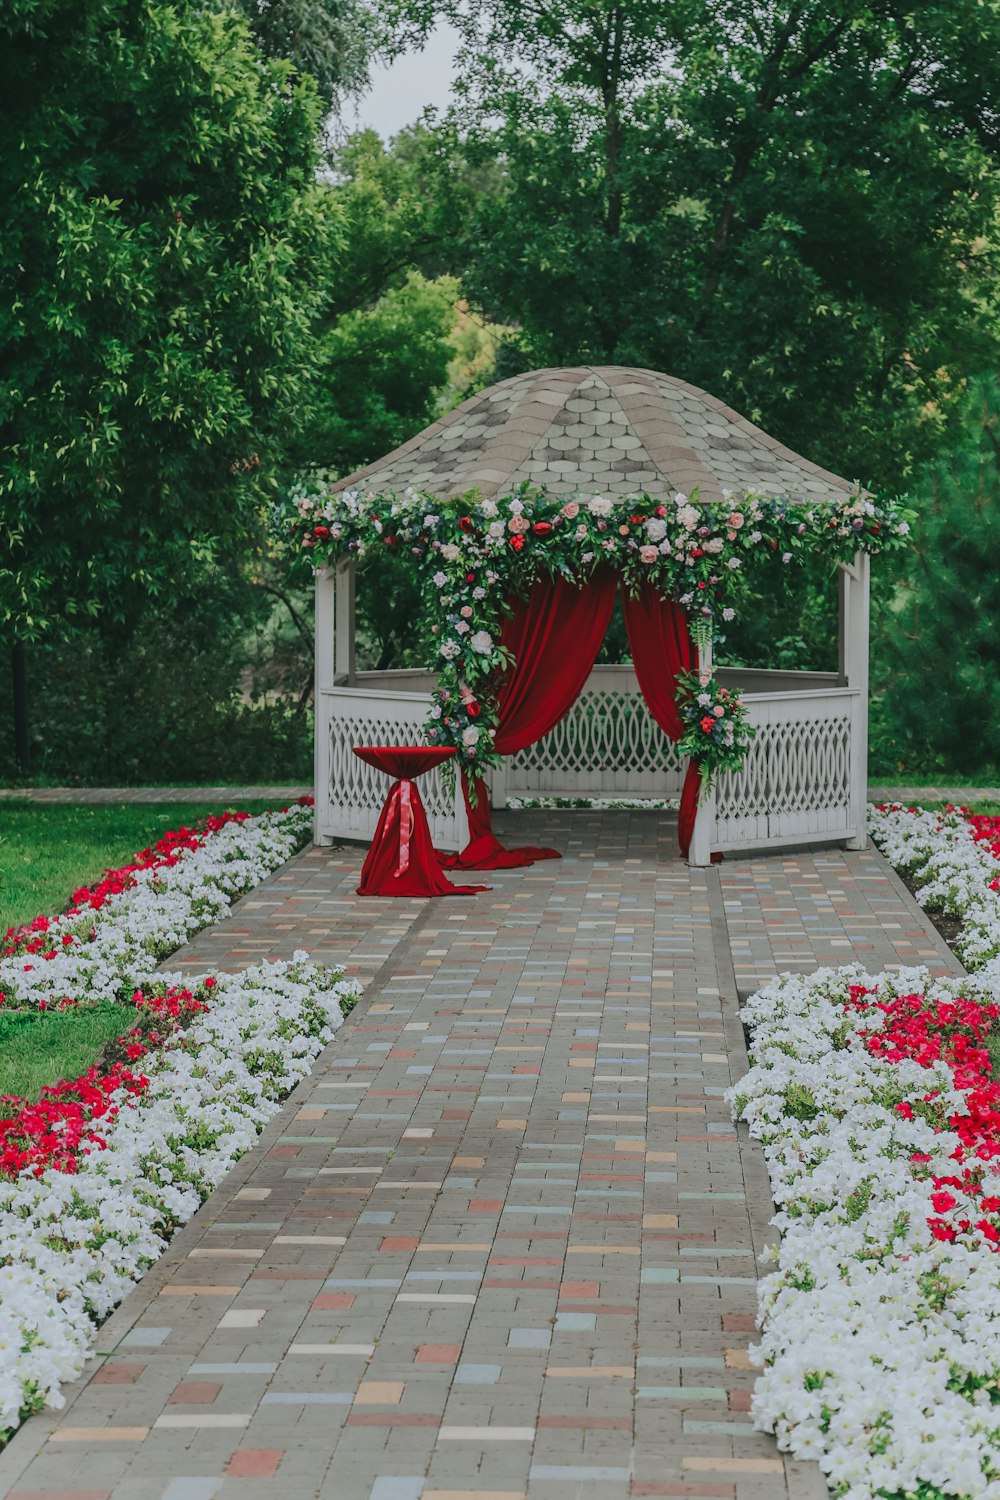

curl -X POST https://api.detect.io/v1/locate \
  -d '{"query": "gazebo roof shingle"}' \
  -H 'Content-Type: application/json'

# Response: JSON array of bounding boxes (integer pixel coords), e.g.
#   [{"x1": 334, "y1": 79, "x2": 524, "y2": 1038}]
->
[{"x1": 332, "y1": 365, "x2": 853, "y2": 503}]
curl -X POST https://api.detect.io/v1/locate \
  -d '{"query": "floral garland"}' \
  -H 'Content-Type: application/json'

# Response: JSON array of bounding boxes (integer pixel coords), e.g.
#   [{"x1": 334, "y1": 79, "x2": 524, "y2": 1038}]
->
[
  {"x1": 676, "y1": 668, "x2": 755, "y2": 788},
  {"x1": 278, "y1": 483, "x2": 909, "y2": 780},
  {"x1": 731, "y1": 964, "x2": 1000, "y2": 1500}
]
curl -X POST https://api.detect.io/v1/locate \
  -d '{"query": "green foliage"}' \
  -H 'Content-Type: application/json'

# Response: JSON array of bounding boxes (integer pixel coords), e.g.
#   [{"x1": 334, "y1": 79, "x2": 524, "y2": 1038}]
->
[
  {"x1": 229, "y1": 0, "x2": 373, "y2": 107},
  {"x1": 872, "y1": 375, "x2": 1000, "y2": 781},
  {"x1": 0, "y1": 0, "x2": 332, "y2": 645},
  {"x1": 0, "y1": 594, "x2": 313, "y2": 789},
  {"x1": 409, "y1": 0, "x2": 1000, "y2": 493},
  {"x1": 291, "y1": 271, "x2": 459, "y2": 475}
]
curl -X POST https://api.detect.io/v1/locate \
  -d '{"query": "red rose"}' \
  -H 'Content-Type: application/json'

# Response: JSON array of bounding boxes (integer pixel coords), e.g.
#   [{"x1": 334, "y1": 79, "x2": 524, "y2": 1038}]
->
[
  {"x1": 313, "y1": 525, "x2": 330, "y2": 539},
  {"x1": 459, "y1": 516, "x2": 473, "y2": 532},
  {"x1": 510, "y1": 534, "x2": 526, "y2": 551},
  {"x1": 467, "y1": 701, "x2": 481, "y2": 717},
  {"x1": 386, "y1": 534, "x2": 398, "y2": 546},
  {"x1": 700, "y1": 716, "x2": 716, "y2": 733},
  {"x1": 532, "y1": 520, "x2": 552, "y2": 536},
  {"x1": 466, "y1": 571, "x2": 476, "y2": 582}
]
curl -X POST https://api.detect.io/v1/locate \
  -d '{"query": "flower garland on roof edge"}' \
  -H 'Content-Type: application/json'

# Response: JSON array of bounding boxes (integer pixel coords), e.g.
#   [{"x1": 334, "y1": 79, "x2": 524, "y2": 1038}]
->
[{"x1": 278, "y1": 483, "x2": 910, "y2": 781}]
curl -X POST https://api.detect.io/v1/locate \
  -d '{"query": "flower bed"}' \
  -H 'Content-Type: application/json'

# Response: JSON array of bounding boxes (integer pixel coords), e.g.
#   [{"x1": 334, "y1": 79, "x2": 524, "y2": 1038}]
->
[
  {"x1": 0, "y1": 802, "x2": 364, "y2": 1439},
  {"x1": 0, "y1": 957, "x2": 359, "y2": 1437},
  {"x1": 731, "y1": 964, "x2": 1000, "y2": 1500},
  {"x1": 869, "y1": 803, "x2": 1000, "y2": 972},
  {"x1": 1, "y1": 802, "x2": 314, "y2": 1011}
]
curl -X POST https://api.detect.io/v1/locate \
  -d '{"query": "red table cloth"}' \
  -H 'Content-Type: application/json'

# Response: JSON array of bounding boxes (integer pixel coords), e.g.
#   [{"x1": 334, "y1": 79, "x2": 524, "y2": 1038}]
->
[{"x1": 353, "y1": 746, "x2": 488, "y2": 897}]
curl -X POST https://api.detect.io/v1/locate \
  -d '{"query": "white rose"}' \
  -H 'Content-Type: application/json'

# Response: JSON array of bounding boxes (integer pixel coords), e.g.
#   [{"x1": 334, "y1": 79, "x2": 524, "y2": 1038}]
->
[
  {"x1": 423, "y1": 514, "x2": 439, "y2": 527},
  {"x1": 439, "y1": 639, "x2": 460, "y2": 659},
  {"x1": 677, "y1": 506, "x2": 700, "y2": 531},
  {"x1": 645, "y1": 518, "x2": 668, "y2": 542},
  {"x1": 587, "y1": 496, "x2": 613, "y2": 517},
  {"x1": 440, "y1": 543, "x2": 461, "y2": 562},
  {"x1": 722, "y1": 608, "x2": 735, "y2": 622},
  {"x1": 480, "y1": 499, "x2": 499, "y2": 518},
  {"x1": 509, "y1": 498, "x2": 524, "y2": 515},
  {"x1": 488, "y1": 521, "x2": 505, "y2": 539},
  {"x1": 432, "y1": 571, "x2": 447, "y2": 587},
  {"x1": 470, "y1": 630, "x2": 494, "y2": 653},
  {"x1": 704, "y1": 537, "x2": 724, "y2": 554},
  {"x1": 462, "y1": 725, "x2": 480, "y2": 746},
  {"x1": 726, "y1": 556, "x2": 741, "y2": 569},
  {"x1": 455, "y1": 620, "x2": 469, "y2": 635}
]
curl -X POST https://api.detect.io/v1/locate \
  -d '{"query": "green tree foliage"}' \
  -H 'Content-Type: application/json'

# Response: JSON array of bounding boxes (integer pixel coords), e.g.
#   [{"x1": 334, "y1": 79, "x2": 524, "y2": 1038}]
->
[
  {"x1": 411, "y1": 0, "x2": 1000, "y2": 493},
  {"x1": 290, "y1": 272, "x2": 459, "y2": 476},
  {"x1": 230, "y1": 0, "x2": 373, "y2": 107},
  {"x1": 0, "y1": 0, "x2": 333, "y2": 647},
  {"x1": 872, "y1": 374, "x2": 1000, "y2": 779}
]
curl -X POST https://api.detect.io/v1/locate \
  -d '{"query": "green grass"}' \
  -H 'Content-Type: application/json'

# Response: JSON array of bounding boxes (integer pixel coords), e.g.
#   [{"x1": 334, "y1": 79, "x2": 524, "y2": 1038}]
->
[
  {"x1": 0, "y1": 799, "x2": 280, "y2": 932},
  {"x1": 0, "y1": 1006, "x2": 133, "y2": 1102}
]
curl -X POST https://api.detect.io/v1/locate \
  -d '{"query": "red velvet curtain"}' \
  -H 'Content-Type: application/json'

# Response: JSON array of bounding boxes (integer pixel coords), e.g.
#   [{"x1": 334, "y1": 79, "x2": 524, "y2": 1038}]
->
[
  {"x1": 444, "y1": 570, "x2": 618, "y2": 869},
  {"x1": 620, "y1": 583, "x2": 701, "y2": 858}
]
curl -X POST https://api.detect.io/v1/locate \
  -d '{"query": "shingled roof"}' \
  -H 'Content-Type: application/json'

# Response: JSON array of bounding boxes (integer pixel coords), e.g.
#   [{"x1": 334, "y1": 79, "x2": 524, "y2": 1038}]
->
[{"x1": 332, "y1": 365, "x2": 852, "y2": 504}]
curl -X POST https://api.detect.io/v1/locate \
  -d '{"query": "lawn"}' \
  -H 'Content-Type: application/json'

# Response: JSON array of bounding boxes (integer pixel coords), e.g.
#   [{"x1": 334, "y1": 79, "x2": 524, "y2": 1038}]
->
[{"x1": 1, "y1": 798, "x2": 280, "y2": 932}]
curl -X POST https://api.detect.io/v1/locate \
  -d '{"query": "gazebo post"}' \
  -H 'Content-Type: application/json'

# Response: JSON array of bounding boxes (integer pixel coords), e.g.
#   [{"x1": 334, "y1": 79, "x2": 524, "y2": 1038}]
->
[
  {"x1": 314, "y1": 561, "x2": 357, "y2": 846},
  {"x1": 688, "y1": 631, "x2": 715, "y2": 867},
  {"x1": 839, "y1": 550, "x2": 870, "y2": 849},
  {"x1": 334, "y1": 560, "x2": 356, "y2": 685},
  {"x1": 313, "y1": 565, "x2": 335, "y2": 845}
]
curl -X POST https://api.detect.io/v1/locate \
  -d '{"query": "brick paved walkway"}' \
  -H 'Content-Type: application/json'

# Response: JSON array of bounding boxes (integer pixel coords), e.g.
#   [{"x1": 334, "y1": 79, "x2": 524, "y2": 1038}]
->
[{"x1": 0, "y1": 812, "x2": 960, "y2": 1500}]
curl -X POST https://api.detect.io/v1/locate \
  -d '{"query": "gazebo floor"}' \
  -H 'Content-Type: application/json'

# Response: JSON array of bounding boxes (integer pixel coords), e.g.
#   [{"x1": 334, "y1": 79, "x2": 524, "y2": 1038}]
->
[{"x1": 0, "y1": 810, "x2": 959, "y2": 1500}]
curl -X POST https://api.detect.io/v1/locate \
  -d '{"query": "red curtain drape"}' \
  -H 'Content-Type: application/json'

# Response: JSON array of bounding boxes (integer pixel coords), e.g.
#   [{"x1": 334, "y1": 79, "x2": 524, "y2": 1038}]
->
[
  {"x1": 620, "y1": 582, "x2": 701, "y2": 858},
  {"x1": 443, "y1": 569, "x2": 618, "y2": 869}
]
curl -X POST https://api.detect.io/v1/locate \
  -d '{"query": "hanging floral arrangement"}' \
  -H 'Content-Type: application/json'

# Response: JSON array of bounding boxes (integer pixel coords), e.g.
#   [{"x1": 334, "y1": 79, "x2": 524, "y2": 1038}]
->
[{"x1": 675, "y1": 669, "x2": 756, "y2": 788}]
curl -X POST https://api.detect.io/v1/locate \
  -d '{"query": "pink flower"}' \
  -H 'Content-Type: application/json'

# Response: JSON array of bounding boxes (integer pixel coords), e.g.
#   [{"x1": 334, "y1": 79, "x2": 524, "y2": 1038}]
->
[
  {"x1": 562, "y1": 501, "x2": 580, "y2": 518},
  {"x1": 639, "y1": 545, "x2": 658, "y2": 563},
  {"x1": 508, "y1": 515, "x2": 530, "y2": 534}
]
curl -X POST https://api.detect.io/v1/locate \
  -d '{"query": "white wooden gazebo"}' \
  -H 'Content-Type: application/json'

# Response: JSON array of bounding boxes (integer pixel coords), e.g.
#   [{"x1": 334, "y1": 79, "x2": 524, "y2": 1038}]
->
[{"x1": 313, "y1": 366, "x2": 870, "y2": 866}]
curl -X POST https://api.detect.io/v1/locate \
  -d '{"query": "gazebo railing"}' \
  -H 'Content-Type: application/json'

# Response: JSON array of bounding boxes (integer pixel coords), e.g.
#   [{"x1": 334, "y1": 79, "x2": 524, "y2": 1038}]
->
[
  {"x1": 701, "y1": 687, "x2": 863, "y2": 857},
  {"x1": 317, "y1": 668, "x2": 867, "y2": 860}
]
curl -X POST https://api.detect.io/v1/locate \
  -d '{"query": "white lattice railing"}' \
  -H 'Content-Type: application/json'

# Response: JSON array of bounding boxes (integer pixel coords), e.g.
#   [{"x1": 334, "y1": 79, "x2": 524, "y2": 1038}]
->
[
  {"x1": 500, "y1": 664, "x2": 685, "y2": 801},
  {"x1": 316, "y1": 672, "x2": 866, "y2": 860},
  {"x1": 710, "y1": 688, "x2": 863, "y2": 852},
  {"x1": 317, "y1": 687, "x2": 467, "y2": 848}
]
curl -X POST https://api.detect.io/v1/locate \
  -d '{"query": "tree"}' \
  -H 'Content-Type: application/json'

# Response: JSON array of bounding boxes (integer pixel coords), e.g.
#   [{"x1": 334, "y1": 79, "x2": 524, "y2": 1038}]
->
[
  {"x1": 410, "y1": 0, "x2": 1000, "y2": 494},
  {"x1": 229, "y1": 0, "x2": 373, "y2": 109},
  {"x1": 290, "y1": 271, "x2": 461, "y2": 476},
  {"x1": 0, "y1": 0, "x2": 333, "y2": 765},
  {"x1": 872, "y1": 373, "x2": 1000, "y2": 779}
]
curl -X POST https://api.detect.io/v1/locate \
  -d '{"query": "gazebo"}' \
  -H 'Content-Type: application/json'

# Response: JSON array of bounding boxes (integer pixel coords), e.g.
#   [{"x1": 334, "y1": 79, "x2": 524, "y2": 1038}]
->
[{"x1": 304, "y1": 366, "x2": 888, "y2": 867}]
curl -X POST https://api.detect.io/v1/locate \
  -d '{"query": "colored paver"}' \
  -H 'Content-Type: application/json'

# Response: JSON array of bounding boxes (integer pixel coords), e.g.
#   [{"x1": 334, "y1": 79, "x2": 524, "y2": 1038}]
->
[{"x1": 0, "y1": 810, "x2": 956, "y2": 1500}]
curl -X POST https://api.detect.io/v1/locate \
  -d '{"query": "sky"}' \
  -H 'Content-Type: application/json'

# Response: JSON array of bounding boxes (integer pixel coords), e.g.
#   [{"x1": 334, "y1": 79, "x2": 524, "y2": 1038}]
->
[{"x1": 348, "y1": 24, "x2": 461, "y2": 140}]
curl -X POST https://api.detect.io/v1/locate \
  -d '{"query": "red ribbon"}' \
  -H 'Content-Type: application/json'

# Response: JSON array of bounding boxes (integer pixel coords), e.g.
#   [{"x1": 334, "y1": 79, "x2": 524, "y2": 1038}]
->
[{"x1": 396, "y1": 778, "x2": 414, "y2": 875}]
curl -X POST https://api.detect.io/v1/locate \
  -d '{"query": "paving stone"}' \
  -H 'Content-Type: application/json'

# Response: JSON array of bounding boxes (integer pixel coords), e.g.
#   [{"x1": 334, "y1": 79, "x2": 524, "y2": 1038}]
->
[{"x1": 0, "y1": 809, "x2": 953, "y2": 1500}]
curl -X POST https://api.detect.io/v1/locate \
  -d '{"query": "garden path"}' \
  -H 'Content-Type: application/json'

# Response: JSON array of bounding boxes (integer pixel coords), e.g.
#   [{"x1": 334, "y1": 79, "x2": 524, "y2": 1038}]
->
[{"x1": 0, "y1": 811, "x2": 960, "y2": 1500}]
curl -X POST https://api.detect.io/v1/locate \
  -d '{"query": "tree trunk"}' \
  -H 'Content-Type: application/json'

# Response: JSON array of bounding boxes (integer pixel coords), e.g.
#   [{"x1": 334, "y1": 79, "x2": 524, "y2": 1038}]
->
[{"x1": 12, "y1": 641, "x2": 29, "y2": 775}]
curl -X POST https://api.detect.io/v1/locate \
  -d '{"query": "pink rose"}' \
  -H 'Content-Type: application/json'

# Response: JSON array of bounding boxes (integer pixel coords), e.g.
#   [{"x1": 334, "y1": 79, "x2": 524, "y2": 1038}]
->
[
  {"x1": 508, "y1": 515, "x2": 530, "y2": 534},
  {"x1": 639, "y1": 545, "x2": 658, "y2": 563},
  {"x1": 562, "y1": 501, "x2": 580, "y2": 518}
]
